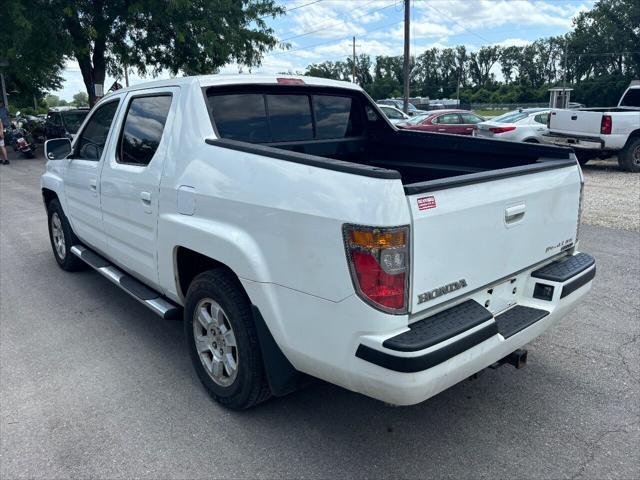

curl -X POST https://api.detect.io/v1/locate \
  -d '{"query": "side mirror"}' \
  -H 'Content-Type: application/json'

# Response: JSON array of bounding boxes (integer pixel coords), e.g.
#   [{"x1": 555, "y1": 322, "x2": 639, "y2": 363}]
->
[{"x1": 45, "y1": 138, "x2": 72, "y2": 160}]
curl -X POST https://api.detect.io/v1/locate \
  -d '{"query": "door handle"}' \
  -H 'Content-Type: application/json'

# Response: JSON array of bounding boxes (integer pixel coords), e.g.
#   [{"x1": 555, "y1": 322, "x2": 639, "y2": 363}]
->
[
  {"x1": 89, "y1": 179, "x2": 97, "y2": 191},
  {"x1": 140, "y1": 191, "x2": 152, "y2": 204},
  {"x1": 505, "y1": 204, "x2": 526, "y2": 224},
  {"x1": 438, "y1": 128, "x2": 446, "y2": 132}
]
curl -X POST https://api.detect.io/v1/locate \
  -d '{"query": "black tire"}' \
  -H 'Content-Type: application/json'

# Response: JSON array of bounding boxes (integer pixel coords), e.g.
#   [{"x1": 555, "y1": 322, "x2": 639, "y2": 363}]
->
[
  {"x1": 618, "y1": 137, "x2": 640, "y2": 173},
  {"x1": 574, "y1": 150, "x2": 594, "y2": 166},
  {"x1": 184, "y1": 269, "x2": 271, "y2": 410},
  {"x1": 46, "y1": 199, "x2": 86, "y2": 271}
]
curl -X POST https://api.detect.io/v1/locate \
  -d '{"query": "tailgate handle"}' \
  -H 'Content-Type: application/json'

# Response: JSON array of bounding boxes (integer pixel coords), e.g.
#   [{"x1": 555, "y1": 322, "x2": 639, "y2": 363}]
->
[{"x1": 505, "y1": 204, "x2": 526, "y2": 224}]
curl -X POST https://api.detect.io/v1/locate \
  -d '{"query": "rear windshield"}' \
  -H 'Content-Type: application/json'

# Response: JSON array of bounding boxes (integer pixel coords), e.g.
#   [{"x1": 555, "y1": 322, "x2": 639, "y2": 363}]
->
[
  {"x1": 492, "y1": 111, "x2": 528, "y2": 124},
  {"x1": 62, "y1": 111, "x2": 89, "y2": 133},
  {"x1": 208, "y1": 92, "x2": 363, "y2": 143},
  {"x1": 620, "y1": 88, "x2": 640, "y2": 107}
]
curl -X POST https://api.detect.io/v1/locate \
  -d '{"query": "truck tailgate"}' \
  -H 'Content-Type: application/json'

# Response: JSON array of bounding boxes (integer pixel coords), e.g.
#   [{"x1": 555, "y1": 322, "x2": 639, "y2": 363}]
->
[
  {"x1": 407, "y1": 163, "x2": 581, "y2": 315},
  {"x1": 549, "y1": 109, "x2": 602, "y2": 136}
]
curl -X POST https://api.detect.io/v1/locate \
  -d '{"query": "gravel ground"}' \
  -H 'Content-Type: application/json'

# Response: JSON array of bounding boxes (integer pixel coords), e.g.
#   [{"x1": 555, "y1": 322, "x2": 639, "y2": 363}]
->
[
  {"x1": 581, "y1": 157, "x2": 640, "y2": 231},
  {"x1": 1, "y1": 151, "x2": 639, "y2": 479}
]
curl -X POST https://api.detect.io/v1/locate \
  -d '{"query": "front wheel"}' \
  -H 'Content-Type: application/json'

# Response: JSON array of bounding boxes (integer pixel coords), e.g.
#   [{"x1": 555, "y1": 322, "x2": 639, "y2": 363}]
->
[
  {"x1": 618, "y1": 137, "x2": 640, "y2": 173},
  {"x1": 184, "y1": 269, "x2": 271, "y2": 409},
  {"x1": 47, "y1": 199, "x2": 86, "y2": 271}
]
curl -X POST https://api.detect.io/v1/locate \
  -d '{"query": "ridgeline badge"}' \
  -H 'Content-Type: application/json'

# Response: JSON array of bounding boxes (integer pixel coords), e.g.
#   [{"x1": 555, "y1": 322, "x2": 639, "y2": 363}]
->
[{"x1": 418, "y1": 279, "x2": 468, "y2": 304}]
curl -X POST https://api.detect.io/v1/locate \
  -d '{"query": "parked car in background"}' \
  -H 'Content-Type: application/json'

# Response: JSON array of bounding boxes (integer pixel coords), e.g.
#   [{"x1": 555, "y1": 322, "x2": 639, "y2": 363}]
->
[
  {"x1": 45, "y1": 108, "x2": 90, "y2": 141},
  {"x1": 397, "y1": 109, "x2": 484, "y2": 135},
  {"x1": 377, "y1": 99, "x2": 427, "y2": 116},
  {"x1": 475, "y1": 108, "x2": 550, "y2": 143},
  {"x1": 378, "y1": 105, "x2": 410, "y2": 125},
  {"x1": 543, "y1": 81, "x2": 640, "y2": 171}
]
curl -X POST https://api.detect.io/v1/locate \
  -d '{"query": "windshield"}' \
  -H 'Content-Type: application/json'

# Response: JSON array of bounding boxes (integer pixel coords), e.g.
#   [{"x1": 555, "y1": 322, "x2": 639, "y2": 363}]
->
[
  {"x1": 62, "y1": 111, "x2": 89, "y2": 133},
  {"x1": 491, "y1": 111, "x2": 529, "y2": 124},
  {"x1": 405, "y1": 113, "x2": 429, "y2": 125}
]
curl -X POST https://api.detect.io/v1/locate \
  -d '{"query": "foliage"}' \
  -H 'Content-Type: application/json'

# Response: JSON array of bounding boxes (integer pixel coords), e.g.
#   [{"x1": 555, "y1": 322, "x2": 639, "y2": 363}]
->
[
  {"x1": 0, "y1": 1, "x2": 67, "y2": 109},
  {"x1": 72, "y1": 91, "x2": 89, "y2": 107}
]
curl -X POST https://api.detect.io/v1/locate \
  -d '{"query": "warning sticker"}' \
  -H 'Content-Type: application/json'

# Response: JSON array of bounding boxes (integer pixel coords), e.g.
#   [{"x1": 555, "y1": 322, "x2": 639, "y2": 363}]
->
[{"x1": 417, "y1": 196, "x2": 436, "y2": 211}]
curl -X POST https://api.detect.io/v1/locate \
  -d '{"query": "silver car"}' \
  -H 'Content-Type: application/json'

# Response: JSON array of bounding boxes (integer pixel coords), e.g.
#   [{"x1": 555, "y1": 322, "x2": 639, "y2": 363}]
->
[{"x1": 474, "y1": 109, "x2": 550, "y2": 143}]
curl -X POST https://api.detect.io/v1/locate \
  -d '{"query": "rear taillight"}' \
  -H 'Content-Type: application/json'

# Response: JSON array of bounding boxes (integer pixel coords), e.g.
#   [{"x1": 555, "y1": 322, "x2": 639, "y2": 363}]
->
[
  {"x1": 489, "y1": 126, "x2": 516, "y2": 134},
  {"x1": 343, "y1": 225, "x2": 410, "y2": 314},
  {"x1": 600, "y1": 115, "x2": 612, "y2": 135}
]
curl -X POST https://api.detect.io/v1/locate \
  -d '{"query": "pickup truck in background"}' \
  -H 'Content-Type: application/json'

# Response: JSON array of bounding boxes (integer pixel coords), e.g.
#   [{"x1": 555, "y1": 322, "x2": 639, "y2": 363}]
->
[
  {"x1": 42, "y1": 75, "x2": 595, "y2": 410},
  {"x1": 543, "y1": 81, "x2": 640, "y2": 172}
]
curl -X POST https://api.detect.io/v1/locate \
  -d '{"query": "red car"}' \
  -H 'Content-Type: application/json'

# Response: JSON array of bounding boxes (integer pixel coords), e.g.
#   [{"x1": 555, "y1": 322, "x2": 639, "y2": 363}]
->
[{"x1": 397, "y1": 109, "x2": 485, "y2": 135}]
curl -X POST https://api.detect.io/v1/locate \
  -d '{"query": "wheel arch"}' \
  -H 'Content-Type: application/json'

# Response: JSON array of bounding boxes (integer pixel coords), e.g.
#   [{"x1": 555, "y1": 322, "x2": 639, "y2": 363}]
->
[
  {"x1": 175, "y1": 246, "x2": 304, "y2": 396},
  {"x1": 623, "y1": 129, "x2": 640, "y2": 147},
  {"x1": 42, "y1": 187, "x2": 59, "y2": 208}
]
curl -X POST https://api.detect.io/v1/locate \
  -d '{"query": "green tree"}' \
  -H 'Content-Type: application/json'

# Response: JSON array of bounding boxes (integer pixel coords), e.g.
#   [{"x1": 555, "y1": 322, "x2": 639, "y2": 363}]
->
[
  {"x1": 72, "y1": 91, "x2": 89, "y2": 107},
  {"x1": 39, "y1": 0, "x2": 285, "y2": 105},
  {"x1": 0, "y1": 2, "x2": 66, "y2": 108}
]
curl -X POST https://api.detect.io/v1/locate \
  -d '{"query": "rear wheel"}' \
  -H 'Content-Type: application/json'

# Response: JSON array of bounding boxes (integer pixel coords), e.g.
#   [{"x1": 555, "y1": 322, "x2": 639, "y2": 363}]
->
[
  {"x1": 618, "y1": 137, "x2": 640, "y2": 173},
  {"x1": 184, "y1": 269, "x2": 271, "y2": 409},
  {"x1": 47, "y1": 199, "x2": 86, "y2": 271},
  {"x1": 574, "y1": 150, "x2": 595, "y2": 166}
]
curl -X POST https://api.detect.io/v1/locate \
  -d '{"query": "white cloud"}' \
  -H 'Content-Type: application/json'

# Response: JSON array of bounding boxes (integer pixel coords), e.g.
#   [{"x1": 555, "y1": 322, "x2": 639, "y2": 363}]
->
[
  {"x1": 492, "y1": 38, "x2": 533, "y2": 47},
  {"x1": 413, "y1": 0, "x2": 590, "y2": 30}
]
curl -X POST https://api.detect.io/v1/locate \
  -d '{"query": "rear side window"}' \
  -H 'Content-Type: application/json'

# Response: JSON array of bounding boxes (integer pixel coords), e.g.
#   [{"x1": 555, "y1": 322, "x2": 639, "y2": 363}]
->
[
  {"x1": 208, "y1": 91, "x2": 363, "y2": 143},
  {"x1": 266, "y1": 94, "x2": 313, "y2": 142},
  {"x1": 119, "y1": 95, "x2": 172, "y2": 166},
  {"x1": 533, "y1": 112, "x2": 549, "y2": 124},
  {"x1": 209, "y1": 94, "x2": 270, "y2": 143},
  {"x1": 460, "y1": 113, "x2": 483, "y2": 124},
  {"x1": 620, "y1": 88, "x2": 640, "y2": 107}
]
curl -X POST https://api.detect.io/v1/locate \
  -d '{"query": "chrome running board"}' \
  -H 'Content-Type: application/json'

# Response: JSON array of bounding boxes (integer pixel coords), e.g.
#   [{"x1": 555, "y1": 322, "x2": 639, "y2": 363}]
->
[{"x1": 70, "y1": 245, "x2": 180, "y2": 320}]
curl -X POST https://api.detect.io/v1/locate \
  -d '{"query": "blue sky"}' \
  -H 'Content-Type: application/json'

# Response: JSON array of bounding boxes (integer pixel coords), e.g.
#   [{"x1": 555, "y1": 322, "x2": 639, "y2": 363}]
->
[{"x1": 54, "y1": 0, "x2": 595, "y2": 100}]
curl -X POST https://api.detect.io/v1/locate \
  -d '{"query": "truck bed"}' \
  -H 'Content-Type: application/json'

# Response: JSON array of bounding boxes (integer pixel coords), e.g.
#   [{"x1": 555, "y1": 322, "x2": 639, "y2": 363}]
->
[{"x1": 245, "y1": 128, "x2": 575, "y2": 189}]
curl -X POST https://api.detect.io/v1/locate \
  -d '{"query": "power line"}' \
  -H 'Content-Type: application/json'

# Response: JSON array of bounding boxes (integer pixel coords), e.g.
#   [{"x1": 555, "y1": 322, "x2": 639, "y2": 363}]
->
[
  {"x1": 277, "y1": 1, "x2": 397, "y2": 42},
  {"x1": 265, "y1": 18, "x2": 403, "y2": 58}
]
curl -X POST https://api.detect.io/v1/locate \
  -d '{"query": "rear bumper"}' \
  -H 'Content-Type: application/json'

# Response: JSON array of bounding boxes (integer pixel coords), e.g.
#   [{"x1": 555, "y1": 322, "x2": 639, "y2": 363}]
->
[
  {"x1": 351, "y1": 252, "x2": 595, "y2": 405},
  {"x1": 543, "y1": 133, "x2": 604, "y2": 150}
]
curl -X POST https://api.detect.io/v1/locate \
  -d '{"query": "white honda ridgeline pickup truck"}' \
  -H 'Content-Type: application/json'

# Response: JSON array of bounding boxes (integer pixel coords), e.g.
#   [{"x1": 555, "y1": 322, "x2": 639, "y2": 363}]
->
[{"x1": 43, "y1": 75, "x2": 595, "y2": 409}]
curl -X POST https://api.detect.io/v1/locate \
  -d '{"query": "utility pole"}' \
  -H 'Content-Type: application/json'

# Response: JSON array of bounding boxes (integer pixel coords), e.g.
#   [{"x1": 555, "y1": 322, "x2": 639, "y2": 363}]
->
[
  {"x1": 402, "y1": 0, "x2": 410, "y2": 113},
  {"x1": 562, "y1": 38, "x2": 568, "y2": 108},
  {"x1": 352, "y1": 36, "x2": 356, "y2": 84}
]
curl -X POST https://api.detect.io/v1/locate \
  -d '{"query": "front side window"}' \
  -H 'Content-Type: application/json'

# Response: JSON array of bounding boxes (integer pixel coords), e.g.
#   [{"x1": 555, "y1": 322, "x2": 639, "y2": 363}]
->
[
  {"x1": 119, "y1": 95, "x2": 172, "y2": 166},
  {"x1": 381, "y1": 107, "x2": 403, "y2": 119},
  {"x1": 76, "y1": 100, "x2": 120, "y2": 160}
]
